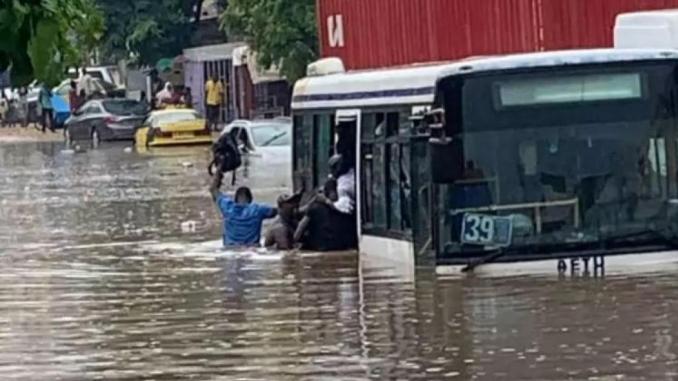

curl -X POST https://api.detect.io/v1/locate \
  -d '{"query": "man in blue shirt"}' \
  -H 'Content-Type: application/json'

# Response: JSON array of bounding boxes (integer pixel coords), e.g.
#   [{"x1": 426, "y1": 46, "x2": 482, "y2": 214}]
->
[{"x1": 210, "y1": 170, "x2": 277, "y2": 247}]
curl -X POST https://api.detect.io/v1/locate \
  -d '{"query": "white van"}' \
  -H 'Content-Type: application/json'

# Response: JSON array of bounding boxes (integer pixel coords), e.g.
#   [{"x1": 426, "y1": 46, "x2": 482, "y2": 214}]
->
[
  {"x1": 68, "y1": 66, "x2": 123, "y2": 88},
  {"x1": 615, "y1": 9, "x2": 678, "y2": 49}
]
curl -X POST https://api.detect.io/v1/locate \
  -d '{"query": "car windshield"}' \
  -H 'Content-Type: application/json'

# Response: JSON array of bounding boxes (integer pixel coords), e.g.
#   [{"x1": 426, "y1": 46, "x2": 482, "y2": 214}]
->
[
  {"x1": 154, "y1": 112, "x2": 199, "y2": 126},
  {"x1": 435, "y1": 62, "x2": 678, "y2": 256},
  {"x1": 250, "y1": 123, "x2": 291, "y2": 147},
  {"x1": 87, "y1": 71, "x2": 104, "y2": 81},
  {"x1": 103, "y1": 100, "x2": 147, "y2": 116}
]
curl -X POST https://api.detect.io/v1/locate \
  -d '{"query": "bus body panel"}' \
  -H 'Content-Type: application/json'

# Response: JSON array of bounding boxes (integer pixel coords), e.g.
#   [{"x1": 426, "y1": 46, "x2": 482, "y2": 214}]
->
[
  {"x1": 292, "y1": 49, "x2": 678, "y2": 275},
  {"x1": 361, "y1": 235, "x2": 415, "y2": 279}
]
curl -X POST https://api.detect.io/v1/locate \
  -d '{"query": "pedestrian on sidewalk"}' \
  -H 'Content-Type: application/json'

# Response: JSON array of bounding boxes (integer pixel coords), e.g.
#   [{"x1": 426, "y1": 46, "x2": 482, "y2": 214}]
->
[
  {"x1": 205, "y1": 74, "x2": 223, "y2": 131},
  {"x1": 0, "y1": 91, "x2": 8, "y2": 128},
  {"x1": 68, "y1": 81, "x2": 79, "y2": 113},
  {"x1": 38, "y1": 84, "x2": 54, "y2": 133},
  {"x1": 18, "y1": 87, "x2": 28, "y2": 128},
  {"x1": 156, "y1": 82, "x2": 174, "y2": 108}
]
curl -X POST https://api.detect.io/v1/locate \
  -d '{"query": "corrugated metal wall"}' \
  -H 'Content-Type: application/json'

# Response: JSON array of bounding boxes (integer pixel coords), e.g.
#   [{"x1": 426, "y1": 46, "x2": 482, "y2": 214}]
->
[
  {"x1": 184, "y1": 59, "x2": 236, "y2": 122},
  {"x1": 184, "y1": 61, "x2": 203, "y2": 112},
  {"x1": 204, "y1": 60, "x2": 234, "y2": 122},
  {"x1": 318, "y1": 0, "x2": 678, "y2": 70}
]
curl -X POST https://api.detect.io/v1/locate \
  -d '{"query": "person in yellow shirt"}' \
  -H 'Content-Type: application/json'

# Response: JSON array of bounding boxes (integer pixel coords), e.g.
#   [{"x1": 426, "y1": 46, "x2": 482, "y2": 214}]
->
[{"x1": 205, "y1": 74, "x2": 224, "y2": 131}]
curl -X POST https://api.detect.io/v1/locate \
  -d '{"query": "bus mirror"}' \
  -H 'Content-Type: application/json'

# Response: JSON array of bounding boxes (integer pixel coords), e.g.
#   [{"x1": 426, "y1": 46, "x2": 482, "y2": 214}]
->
[
  {"x1": 430, "y1": 138, "x2": 464, "y2": 184},
  {"x1": 425, "y1": 108, "x2": 445, "y2": 131}
]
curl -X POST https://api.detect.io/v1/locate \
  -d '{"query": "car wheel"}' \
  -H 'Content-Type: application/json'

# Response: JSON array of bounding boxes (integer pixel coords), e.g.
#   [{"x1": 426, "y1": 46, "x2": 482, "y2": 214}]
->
[{"x1": 91, "y1": 129, "x2": 101, "y2": 149}]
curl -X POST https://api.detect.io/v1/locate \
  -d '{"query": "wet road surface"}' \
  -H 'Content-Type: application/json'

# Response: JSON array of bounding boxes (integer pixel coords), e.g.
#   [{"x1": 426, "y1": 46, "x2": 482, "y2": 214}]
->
[{"x1": 1, "y1": 141, "x2": 678, "y2": 380}]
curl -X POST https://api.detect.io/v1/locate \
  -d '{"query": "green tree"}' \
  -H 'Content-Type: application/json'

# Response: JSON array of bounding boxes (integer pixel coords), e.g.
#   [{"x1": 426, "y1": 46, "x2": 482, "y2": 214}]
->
[
  {"x1": 68, "y1": 0, "x2": 105, "y2": 67},
  {"x1": 221, "y1": 0, "x2": 318, "y2": 83},
  {"x1": 0, "y1": 0, "x2": 105, "y2": 86},
  {"x1": 97, "y1": 0, "x2": 206, "y2": 66}
]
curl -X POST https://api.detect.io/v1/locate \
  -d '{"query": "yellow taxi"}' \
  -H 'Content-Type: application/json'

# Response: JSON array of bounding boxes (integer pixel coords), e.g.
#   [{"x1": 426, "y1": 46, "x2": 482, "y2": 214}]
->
[{"x1": 135, "y1": 109, "x2": 213, "y2": 148}]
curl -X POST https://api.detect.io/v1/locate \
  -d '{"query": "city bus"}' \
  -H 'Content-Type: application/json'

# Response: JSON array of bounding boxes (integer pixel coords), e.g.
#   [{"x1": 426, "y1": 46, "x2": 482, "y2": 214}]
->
[
  {"x1": 292, "y1": 58, "x2": 450, "y2": 273},
  {"x1": 292, "y1": 49, "x2": 678, "y2": 276}
]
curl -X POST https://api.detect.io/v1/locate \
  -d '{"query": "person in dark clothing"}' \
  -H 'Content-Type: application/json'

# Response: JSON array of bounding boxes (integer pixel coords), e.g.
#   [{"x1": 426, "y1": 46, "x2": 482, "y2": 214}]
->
[
  {"x1": 183, "y1": 87, "x2": 193, "y2": 108},
  {"x1": 139, "y1": 91, "x2": 148, "y2": 108},
  {"x1": 263, "y1": 192, "x2": 303, "y2": 250},
  {"x1": 294, "y1": 179, "x2": 357, "y2": 251},
  {"x1": 68, "y1": 81, "x2": 79, "y2": 113}
]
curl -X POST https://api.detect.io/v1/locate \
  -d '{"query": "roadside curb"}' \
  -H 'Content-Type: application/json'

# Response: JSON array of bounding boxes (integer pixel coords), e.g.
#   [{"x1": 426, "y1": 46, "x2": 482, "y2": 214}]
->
[{"x1": 0, "y1": 125, "x2": 63, "y2": 143}]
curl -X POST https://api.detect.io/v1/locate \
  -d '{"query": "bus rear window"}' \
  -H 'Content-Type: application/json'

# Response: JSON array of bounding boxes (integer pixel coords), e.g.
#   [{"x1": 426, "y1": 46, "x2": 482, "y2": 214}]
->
[{"x1": 496, "y1": 73, "x2": 643, "y2": 107}]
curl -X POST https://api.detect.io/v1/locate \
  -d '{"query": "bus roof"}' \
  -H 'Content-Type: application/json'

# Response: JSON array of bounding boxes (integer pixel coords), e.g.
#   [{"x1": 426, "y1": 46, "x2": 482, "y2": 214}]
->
[
  {"x1": 292, "y1": 61, "x2": 455, "y2": 110},
  {"x1": 437, "y1": 48, "x2": 678, "y2": 78},
  {"x1": 292, "y1": 49, "x2": 678, "y2": 111}
]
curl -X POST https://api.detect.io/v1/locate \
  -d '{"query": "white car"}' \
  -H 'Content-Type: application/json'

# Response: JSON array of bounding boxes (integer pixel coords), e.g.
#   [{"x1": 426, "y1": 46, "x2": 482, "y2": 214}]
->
[{"x1": 221, "y1": 119, "x2": 292, "y2": 191}]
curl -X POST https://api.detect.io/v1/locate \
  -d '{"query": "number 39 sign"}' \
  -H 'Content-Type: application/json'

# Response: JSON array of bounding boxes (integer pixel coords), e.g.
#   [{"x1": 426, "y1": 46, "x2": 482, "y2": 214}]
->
[{"x1": 461, "y1": 213, "x2": 513, "y2": 248}]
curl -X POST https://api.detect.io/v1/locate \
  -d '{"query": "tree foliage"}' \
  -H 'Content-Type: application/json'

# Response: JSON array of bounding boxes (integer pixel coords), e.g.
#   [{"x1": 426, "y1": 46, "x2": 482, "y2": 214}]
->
[
  {"x1": 68, "y1": 0, "x2": 105, "y2": 66},
  {"x1": 97, "y1": 0, "x2": 205, "y2": 66},
  {"x1": 0, "y1": 0, "x2": 105, "y2": 86},
  {"x1": 221, "y1": 0, "x2": 318, "y2": 83}
]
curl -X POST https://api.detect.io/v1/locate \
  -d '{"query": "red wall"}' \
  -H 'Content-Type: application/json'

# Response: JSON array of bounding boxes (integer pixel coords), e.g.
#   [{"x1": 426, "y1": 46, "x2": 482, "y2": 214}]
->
[{"x1": 317, "y1": 0, "x2": 678, "y2": 70}]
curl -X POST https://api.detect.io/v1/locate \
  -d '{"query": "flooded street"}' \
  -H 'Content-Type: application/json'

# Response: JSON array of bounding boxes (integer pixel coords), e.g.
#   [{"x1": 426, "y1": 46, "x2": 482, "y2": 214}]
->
[{"x1": 1, "y1": 141, "x2": 678, "y2": 380}]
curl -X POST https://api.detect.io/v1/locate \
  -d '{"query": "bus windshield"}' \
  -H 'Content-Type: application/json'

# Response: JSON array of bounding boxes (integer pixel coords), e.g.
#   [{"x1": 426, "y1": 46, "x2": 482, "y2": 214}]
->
[{"x1": 435, "y1": 62, "x2": 678, "y2": 257}]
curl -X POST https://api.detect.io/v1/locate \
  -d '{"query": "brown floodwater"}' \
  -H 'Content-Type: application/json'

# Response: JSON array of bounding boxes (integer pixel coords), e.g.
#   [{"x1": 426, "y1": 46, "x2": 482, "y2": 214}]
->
[{"x1": 0, "y1": 141, "x2": 677, "y2": 380}]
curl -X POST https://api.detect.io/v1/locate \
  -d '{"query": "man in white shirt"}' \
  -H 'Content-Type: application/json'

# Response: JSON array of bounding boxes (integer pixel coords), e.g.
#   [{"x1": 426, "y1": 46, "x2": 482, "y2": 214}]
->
[
  {"x1": 334, "y1": 167, "x2": 356, "y2": 214},
  {"x1": 316, "y1": 154, "x2": 356, "y2": 214}
]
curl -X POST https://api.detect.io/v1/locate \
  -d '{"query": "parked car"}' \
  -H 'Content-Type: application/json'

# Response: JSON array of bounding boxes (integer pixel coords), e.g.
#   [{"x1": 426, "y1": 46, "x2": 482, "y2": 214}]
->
[
  {"x1": 64, "y1": 99, "x2": 148, "y2": 147},
  {"x1": 221, "y1": 119, "x2": 292, "y2": 190},
  {"x1": 135, "y1": 108, "x2": 212, "y2": 148}
]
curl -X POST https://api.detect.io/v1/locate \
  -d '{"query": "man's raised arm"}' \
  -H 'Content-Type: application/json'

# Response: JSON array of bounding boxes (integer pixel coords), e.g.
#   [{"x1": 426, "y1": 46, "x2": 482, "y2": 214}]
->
[{"x1": 210, "y1": 170, "x2": 225, "y2": 201}]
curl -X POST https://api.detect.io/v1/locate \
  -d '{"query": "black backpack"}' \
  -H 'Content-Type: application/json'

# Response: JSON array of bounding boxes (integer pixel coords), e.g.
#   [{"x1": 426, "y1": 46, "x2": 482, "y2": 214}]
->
[{"x1": 208, "y1": 132, "x2": 242, "y2": 183}]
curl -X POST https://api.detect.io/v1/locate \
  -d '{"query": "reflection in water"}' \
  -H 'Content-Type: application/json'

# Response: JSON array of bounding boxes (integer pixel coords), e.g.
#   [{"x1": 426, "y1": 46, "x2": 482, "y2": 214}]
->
[{"x1": 0, "y1": 142, "x2": 677, "y2": 379}]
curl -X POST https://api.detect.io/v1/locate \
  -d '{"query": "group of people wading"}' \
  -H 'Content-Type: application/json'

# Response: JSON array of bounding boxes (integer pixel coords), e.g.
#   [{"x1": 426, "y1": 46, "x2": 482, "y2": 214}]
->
[{"x1": 209, "y1": 127, "x2": 358, "y2": 252}]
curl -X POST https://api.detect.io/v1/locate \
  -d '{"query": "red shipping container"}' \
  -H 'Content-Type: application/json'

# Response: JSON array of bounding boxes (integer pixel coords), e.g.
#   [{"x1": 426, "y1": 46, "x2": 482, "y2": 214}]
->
[{"x1": 317, "y1": 0, "x2": 678, "y2": 70}]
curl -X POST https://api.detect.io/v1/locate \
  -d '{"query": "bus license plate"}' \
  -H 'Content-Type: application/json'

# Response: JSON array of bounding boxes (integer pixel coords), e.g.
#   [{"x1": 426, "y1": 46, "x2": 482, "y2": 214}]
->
[{"x1": 461, "y1": 213, "x2": 513, "y2": 247}]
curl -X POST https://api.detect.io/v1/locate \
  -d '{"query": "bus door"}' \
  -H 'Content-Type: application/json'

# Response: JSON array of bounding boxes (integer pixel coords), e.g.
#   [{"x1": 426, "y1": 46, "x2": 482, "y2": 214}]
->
[
  {"x1": 335, "y1": 109, "x2": 361, "y2": 236},
  {"x1": 410, "y1": 107, "x2": 433, "y2": 263}
]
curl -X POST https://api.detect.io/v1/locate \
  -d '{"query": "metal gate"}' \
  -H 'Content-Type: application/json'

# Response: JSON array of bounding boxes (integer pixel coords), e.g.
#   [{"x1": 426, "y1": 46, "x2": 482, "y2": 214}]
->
[{"x1": 203, "y1": 59, "x2": 234, "y2": 124}]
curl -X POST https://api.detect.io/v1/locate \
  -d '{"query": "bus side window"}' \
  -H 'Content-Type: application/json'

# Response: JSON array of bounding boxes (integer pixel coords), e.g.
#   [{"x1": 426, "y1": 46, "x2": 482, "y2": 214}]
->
[
  {"x1": 362, "y1": 113, "x2": 387, "y2": 229},
  {"x1": 361, "y1": 110, "x2": 413, "y2": 234},
  {"x1": 293, "y1": 114, "x2": 314, "y2": 193},
  {"x1": 313, "y1": 114, "x2": 334, "y2": 188}
]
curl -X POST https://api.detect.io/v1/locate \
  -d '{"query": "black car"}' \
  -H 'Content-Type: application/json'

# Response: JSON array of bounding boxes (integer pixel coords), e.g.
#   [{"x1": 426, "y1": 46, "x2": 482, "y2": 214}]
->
[{"x1": 64, "y1": 99, "x2": 148, "y2": 147}]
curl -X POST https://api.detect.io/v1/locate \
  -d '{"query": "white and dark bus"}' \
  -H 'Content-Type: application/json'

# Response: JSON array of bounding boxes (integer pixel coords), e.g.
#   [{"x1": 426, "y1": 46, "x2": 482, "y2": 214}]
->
[{"x1": 292, "y1": 50, "x2": 678, "y2": 276}]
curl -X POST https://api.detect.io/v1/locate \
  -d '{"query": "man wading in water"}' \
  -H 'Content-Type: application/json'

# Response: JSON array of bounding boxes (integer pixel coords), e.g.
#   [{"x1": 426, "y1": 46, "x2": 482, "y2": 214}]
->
[
  {"x1": 263, "y1": 193, "x2": 303, "y2": 250},
  {"x1": 210, "y1": 169, "x2": 278, "y2": 247}
]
